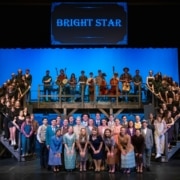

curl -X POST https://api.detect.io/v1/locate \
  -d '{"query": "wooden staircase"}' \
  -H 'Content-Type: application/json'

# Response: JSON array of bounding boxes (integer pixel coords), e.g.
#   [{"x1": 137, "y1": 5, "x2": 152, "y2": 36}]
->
[
  {"x1": 161, "y1": 133, "x2": 180, "y2": 162},
  {"x1": 0, "y1": 135, "x2": 25, "y2": 161}
]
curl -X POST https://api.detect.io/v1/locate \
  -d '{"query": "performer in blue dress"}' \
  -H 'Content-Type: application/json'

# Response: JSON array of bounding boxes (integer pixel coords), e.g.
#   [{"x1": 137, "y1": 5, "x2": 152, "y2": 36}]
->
[
  {"x1": 63, "y1": 126, "x2": 76, "y2": 171},
  {"x1": 48, "y1": 128, "x2": 63, "y2": 173}
]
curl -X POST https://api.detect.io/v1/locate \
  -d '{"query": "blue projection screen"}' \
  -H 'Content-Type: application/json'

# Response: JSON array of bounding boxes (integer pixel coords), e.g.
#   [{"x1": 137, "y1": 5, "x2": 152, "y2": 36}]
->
[{"x1": 0, "y1": 48, "x2": 178, "y2": 99}]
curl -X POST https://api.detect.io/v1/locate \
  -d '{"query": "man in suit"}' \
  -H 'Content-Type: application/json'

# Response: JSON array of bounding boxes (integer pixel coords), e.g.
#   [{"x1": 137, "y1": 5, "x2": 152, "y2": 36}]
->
[
  {"x1": 141, "y1": 119, "x2": 154, "y2": 171},
  {"x1": 94, "y1": 112, "x2": 102, "y2": 127}
]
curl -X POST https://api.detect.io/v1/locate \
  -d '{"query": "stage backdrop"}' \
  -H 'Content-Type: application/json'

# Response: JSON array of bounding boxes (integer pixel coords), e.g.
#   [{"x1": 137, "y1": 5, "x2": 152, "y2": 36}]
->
[{"x1": 0, "y1": 48, "x2": 178, "y2": 99}]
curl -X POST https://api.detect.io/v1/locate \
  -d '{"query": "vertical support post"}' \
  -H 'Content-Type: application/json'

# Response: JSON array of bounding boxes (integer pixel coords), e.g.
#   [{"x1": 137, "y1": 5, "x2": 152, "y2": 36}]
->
[{"x1": 110, "y1": 108, "x2": 113, "y2": 115}]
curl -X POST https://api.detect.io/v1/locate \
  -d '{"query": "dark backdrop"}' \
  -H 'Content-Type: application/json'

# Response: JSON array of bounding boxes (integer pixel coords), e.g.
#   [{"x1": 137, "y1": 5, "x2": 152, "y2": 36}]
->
[{"x1": 0, "y1": 1, "x2": 180, "y2": 48}]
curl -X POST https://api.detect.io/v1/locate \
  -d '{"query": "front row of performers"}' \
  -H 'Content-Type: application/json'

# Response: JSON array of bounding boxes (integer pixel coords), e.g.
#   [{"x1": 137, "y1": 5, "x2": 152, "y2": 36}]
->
[{"x1": 42, "y1": 67, "x2": 136, "y2": 102}]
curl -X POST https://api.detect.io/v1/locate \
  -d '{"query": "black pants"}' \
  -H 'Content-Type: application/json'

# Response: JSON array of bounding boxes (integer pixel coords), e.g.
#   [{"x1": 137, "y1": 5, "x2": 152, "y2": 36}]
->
[
  {"x1": 30, "y1": 134, "x2": 37, "y2": 154},
  {"x1": 3, "y1": 117, "x2": 10, "y2": 139},
  {"x1": 39, "y1": 142, "x2": 48, "y2": 168}
]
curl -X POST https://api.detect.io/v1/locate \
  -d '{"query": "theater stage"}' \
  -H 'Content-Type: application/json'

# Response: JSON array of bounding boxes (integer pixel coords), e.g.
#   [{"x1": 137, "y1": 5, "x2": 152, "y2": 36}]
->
[{"x1": 0, "y1": 150, "x2": 180, "y2": 180}]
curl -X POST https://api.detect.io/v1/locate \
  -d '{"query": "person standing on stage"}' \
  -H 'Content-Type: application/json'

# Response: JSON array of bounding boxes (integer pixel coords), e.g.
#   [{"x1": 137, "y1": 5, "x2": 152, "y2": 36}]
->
[
  {"x1": 133, "y1": 69, "x2": 142, "y2": 101},
  {"x1": 42, "y1": 70, "x2": 52, "y2": 102},
  {"x1": 141, "y1": 119, "x2": 154, "y2": 172},
  {"x1": 68, "y1": 73, "x2": 77, "y2": 102},
  {"x1": 117, "y1": 127, "x2": 136, "y2": 174},
  {"x1": 78, "y1": 70, "x2": 88, "y2": 100},
  {"x1": 119, "y1": 67, "x2": 132, "y2": 101},
  {"x1": 87, "y1": 72, "x2": 96, "y2": 102},
  {"x1": 63, "y1": 126, "x2": 76, "y2": 171},
  {"x1": 24, "y1": 69, "x2": 32, "y2": 102},
  {"x1": 37, "y1": 117, "x2": 49, "y2": 169},
  {"x1": 48, "y1": 128, "x2": 63, "y2": 173},
  {"x1": 132, "y1": 129, "x2": 145, "y2": 173}
]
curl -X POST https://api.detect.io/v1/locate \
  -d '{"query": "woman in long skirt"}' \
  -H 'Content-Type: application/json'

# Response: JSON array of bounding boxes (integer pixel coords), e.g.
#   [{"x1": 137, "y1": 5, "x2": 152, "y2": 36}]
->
[
  {"x1": 48, "y1": 128, "x2": 63, "y2": 172},
  {"x1": 63, "y1": 126, "x2": 76, "y2": 171},
  {"x1": 117, "y1": 127, "x2": 136, "y2": 174}
]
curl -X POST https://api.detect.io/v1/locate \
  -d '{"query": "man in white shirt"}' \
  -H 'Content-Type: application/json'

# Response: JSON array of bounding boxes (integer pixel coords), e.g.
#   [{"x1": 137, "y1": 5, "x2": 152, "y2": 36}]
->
[{"x1": 37, "y1": 117, "x2": 49, "y2": 169}]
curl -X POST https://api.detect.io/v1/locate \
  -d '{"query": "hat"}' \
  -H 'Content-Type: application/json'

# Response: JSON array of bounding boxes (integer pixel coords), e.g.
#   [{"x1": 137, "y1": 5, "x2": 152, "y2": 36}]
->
[
  {"x1": 123, "y1": 67, "x2": 129, "y2": 71},
  {"x1": 142, "y1": 119, "x2": 147, "y2": 123},
  {"x1": 102, "y1": 73, "x2": 106, "y2": 77},
  {"x1": 81, "y1": 70, "x2": 85, "y2": 74}
]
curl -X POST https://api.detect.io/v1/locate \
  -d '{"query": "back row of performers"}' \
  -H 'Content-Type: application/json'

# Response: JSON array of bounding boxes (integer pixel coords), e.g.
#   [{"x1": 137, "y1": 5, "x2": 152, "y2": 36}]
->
[
  {"x1": 42, "y1": 67, "x2": 142, "y2": 101},
  {"x1": 42, "y1": 67, "x2": 180, "y2": 103}
]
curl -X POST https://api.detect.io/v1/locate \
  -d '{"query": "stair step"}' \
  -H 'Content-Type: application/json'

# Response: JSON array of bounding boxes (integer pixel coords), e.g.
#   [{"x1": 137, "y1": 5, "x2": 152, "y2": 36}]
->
[
  {"x1": 161, "y1": 142, "x2": 180, "y2": 162},
  {"x1": 0, "y1": 135, "x2": 25, "y2": 161}
]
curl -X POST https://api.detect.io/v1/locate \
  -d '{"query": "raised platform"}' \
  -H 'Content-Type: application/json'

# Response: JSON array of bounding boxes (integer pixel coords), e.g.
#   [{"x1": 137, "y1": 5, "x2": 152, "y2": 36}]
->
[{"x1": 27, "y1": 100, "x2": 145, "y2": 117}]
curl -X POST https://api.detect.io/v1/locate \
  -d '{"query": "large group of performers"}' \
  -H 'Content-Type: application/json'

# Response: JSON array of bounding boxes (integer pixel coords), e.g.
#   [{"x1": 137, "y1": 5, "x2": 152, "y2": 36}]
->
[
  {"x1": 0, "y1": 67, "x2": 180, "y2": 175},
  {"x1": 41, "y1": 67, "x2": 180, "y2": 104},
  {"x1": 0, "y1": 67, "x2": 179, "y2": 104}
]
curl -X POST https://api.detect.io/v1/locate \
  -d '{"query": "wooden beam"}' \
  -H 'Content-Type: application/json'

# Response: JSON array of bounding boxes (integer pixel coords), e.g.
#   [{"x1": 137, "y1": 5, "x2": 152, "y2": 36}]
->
[
  {"x1": 67, "y1": 108, "x2": 78, "y2": 117},
  {"x1": 53, "y1": 109, "x2": 61, "y2": 116},
  {"x1": 114, "y1": 109, "x2": 124, "y2": 118},
  {"x1": 63, "y1": 108, "x2": 67, "y2": 117},
  {"x1": 99, "y1": 108, "x2": 109, "y2": 117},
  {"x1": 110, "y1": 108, "x2": 113, "y2": 115}
]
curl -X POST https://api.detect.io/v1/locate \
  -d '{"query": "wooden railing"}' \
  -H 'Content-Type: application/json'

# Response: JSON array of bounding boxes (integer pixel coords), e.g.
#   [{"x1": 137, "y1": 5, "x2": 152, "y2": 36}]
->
[{"x1": 36, "y1": 83, "x2": 144, "y2": 105}]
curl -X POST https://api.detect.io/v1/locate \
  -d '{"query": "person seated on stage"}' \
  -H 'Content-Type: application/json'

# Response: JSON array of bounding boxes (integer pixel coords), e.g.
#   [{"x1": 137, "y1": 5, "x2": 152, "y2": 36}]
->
[
  {"x1": 108, "y1": 72, "x2": 121, "y2": 97},
  {"x1": 42, "y1": 70, "x2": 52, "y2": 102},
  {"x1": 119, "y1": 67, "x2": 132, "y2": 101},
  {"x1": 87, "y1": 72, "x2": 96, "y2": 102}
]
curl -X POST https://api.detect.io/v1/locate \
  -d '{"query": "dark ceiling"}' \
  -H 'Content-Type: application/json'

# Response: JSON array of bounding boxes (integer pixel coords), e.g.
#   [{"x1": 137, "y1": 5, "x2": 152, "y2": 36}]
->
[{"x1": 0, "y1": 1, "x2": 180, "y2": 48}]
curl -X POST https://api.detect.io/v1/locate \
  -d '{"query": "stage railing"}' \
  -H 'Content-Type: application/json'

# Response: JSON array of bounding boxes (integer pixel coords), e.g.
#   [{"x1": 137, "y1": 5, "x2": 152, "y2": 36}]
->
[{"x1": 36, "y1": 83, "x2": 146, "y2": 106}]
